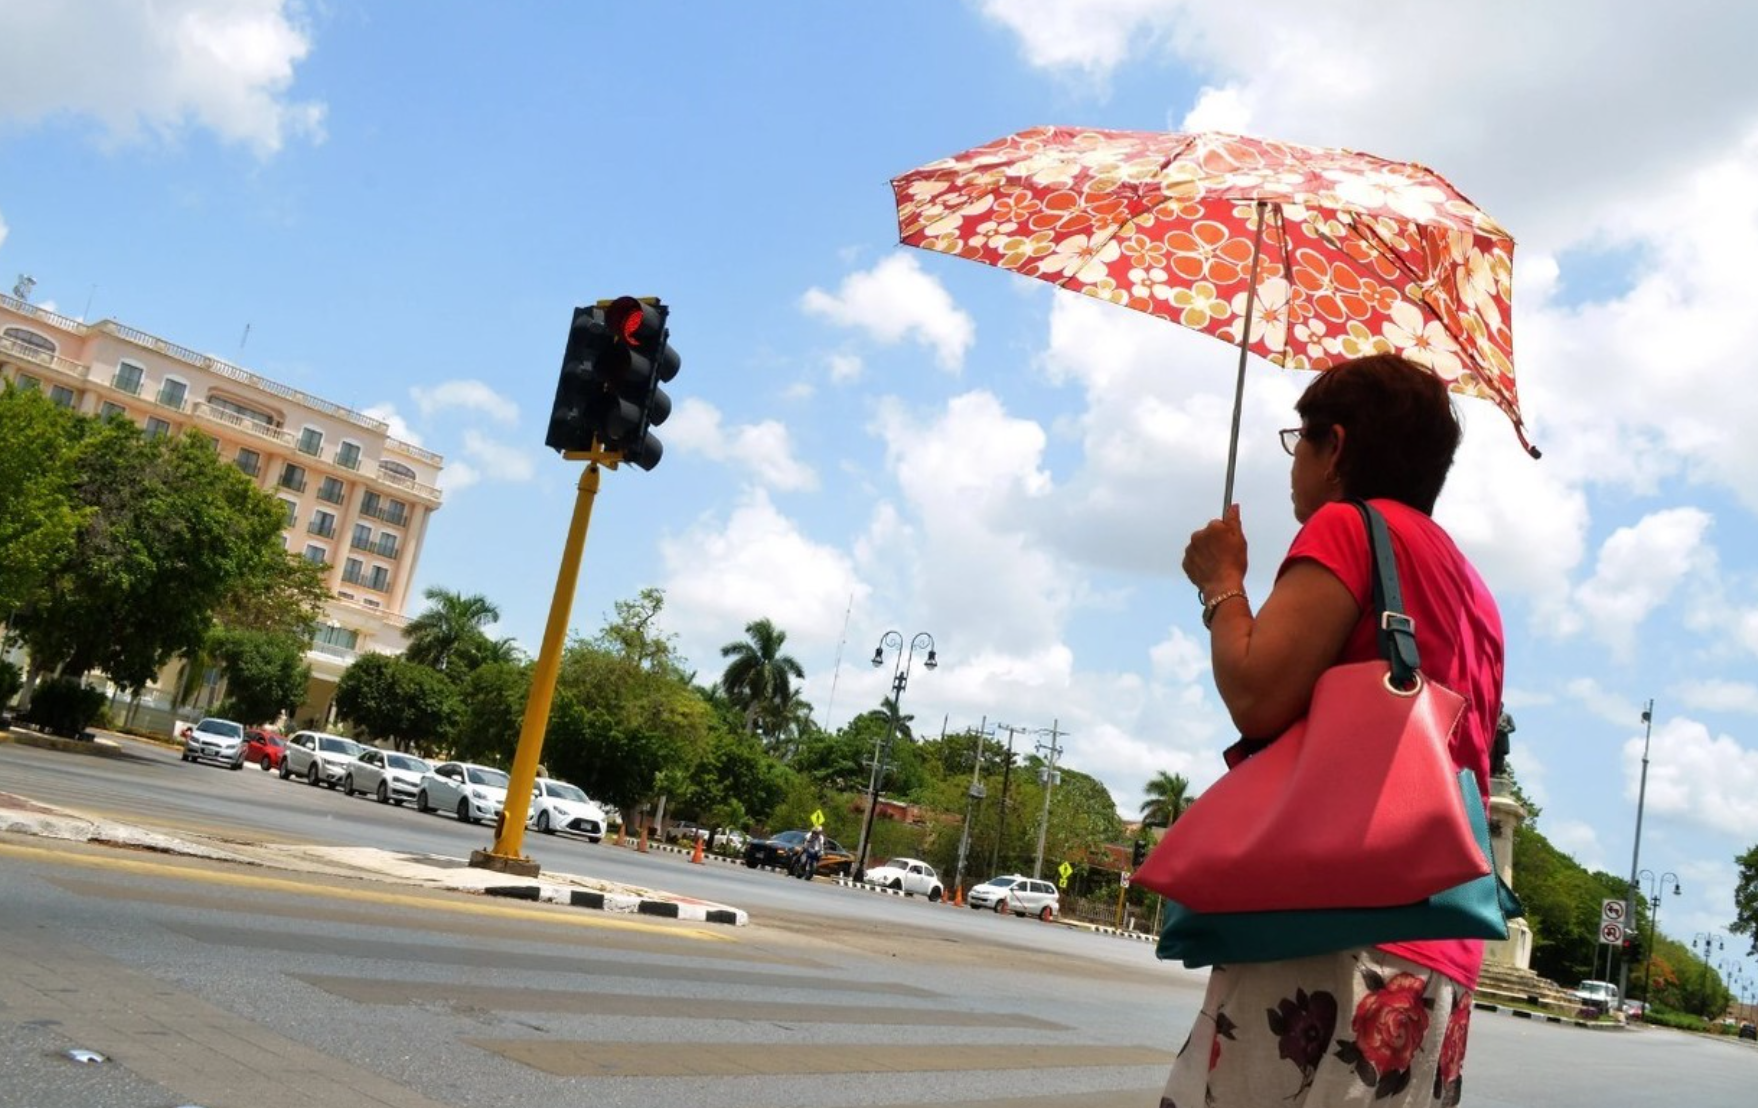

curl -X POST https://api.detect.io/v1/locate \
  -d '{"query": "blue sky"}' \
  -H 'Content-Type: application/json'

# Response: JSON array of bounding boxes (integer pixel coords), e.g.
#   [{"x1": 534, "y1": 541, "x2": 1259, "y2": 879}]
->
[{"x1": 3, "y1": 1, "x2": 1757, "y2": 977}]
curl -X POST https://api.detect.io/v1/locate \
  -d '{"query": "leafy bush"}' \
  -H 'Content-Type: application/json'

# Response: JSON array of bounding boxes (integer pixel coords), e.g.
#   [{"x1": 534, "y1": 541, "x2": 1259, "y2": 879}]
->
[
  {"x1": 26, "y1": 677, "x2": 107, "y2": 737},
  {"x1": 0, "y1": 659, "x2": 21, "y2": 709},
  {"x1": 1642, "y1": 1007, "x2": 1711, "y2": 1032}
]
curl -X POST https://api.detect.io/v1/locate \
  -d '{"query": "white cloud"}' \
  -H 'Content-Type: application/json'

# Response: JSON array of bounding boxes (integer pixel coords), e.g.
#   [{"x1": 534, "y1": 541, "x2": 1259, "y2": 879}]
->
[
  {"x1": 1543, "y1": 819, "x2": 1605, "y2": 874},
  {"x1": 1548, "y1": 508, "x2": 1714, "y2": 657},
  {"x1": 976, "y1": 0, "x2": 1180, "y2": 85},
  {"x1": 437, "y1": 460, "x2": 480, "y2": 493},
  {"x1": 361, "y1": 403, "x2": 422, "y2": 446},
  {"x1": 1674, "y1": 680, "x2": 1758, "y2": 715},
  {"x1": 801, "y1": 254, "x2": 975, "y2": 371},
  {"x1": 828, "y1": 352, "x2": 864, "y2": 384},
  {"x1": 664, "y1": 398, "x2": 818, "y2": 492},
  {"x1": 1634, "y1": 717, "x2": 1758, "y2": 838},
  {"x1": 0, "y1": 0, "x2": 325, "y2": 157},
  {"x1": 410, "y1": 379, "x2": 519, "y2": 425},
  {"x1": 460, "y1": 430, "x2": 535, "y2": 483}
]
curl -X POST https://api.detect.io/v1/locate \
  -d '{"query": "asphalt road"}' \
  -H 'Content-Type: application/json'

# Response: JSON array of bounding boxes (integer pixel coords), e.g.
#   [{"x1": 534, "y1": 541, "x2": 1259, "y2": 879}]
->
[{"x1": 3, "y1": 738, "x2": 1757, "y2": 1108}]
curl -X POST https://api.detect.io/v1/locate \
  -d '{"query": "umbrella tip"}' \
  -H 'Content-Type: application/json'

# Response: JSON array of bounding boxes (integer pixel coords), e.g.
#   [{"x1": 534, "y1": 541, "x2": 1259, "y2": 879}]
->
[{"x1": 1526, "y1": 445, "x2": 1542, "y2": 460}]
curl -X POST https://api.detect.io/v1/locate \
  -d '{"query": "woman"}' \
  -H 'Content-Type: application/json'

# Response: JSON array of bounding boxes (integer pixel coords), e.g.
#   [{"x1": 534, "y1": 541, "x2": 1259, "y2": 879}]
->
[{"x1": 1166, "y1": 354, "x2": 1504, "y2": 1107}]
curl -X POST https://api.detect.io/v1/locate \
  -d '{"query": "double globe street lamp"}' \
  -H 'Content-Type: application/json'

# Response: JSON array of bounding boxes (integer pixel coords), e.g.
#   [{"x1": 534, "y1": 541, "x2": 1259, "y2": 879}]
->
[
  {"x1": 1638, "y1": 868, "x2": 1680, "y2": 1006},
  {"x1": 853, "y1": 630, "x2": 936, "y2": 882}
]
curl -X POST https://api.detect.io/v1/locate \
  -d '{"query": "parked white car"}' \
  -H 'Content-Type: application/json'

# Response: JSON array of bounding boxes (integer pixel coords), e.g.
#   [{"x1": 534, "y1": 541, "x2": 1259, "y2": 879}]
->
[
  {"x1": 528, "y1": 778, "x2": 606, "y2": 841},
  {"x1": 180, "y1": 717, "x2": 247, "y2": 770},
  {"x1": 279, "y1": 731, "x2": 368, "y2": 788},
  {"x1": 863, "y1": 857, "x2": 945, "y2": 901},
  {"x1": 416, "y1": 762, "x2": 509, "y2": 824},
  {"x1": 968, "y1": 874, "x2": 1061, "y2": 921},
  {"x1": 345, "y1": 748, "x2": 431, "y2": 805}
]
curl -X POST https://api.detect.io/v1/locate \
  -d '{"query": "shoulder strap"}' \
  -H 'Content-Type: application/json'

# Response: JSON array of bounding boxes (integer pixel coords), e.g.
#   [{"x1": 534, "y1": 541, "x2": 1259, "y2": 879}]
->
[{"x1": 1349, "y1": 499, "x2": 1420, "y2": 688}]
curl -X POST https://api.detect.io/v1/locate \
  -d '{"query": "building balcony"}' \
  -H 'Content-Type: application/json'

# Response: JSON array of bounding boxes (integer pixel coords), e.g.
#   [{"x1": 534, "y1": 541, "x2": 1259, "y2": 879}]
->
[
  {"x1": 0, "y1": 332, "x2": 91, "y2": 383},
  {"x1": 235, "y1": 456, "x2": 261, "y2": 478},
  {"x1": 315, "y1": 485, "x2": 345, "y2": 505},
  {"x1": 375, "y1": 465, "x2": 442, "y2": 506},
  {"x1": 307, "y1": 519, "x2": 336, "y2": 539},
  {"x1": 278, "y1": 472, "x2": 307, "y2": 494},
  {"x1": 111, "y1": 372, "x2": 143, "y2": 396},
  {"x1": 190, "y1": 400, "x2": 296, "y2": 448},
  {"x1": 335, "y1": 448, "x2": 361, "y2": 471},
  {"x1": 154, "y1": 389, "x2": 188, "y2": 412}
]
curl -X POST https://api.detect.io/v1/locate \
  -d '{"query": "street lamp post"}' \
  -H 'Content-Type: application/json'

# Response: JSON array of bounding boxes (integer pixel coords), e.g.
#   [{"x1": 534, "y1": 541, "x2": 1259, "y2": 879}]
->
[
  {"x1": 1622, "y1": 699, "x2": 1656, "y2": 1004},
  {"x1": 1638, "y1": 868, "x2": 1679, "y2": 1006},
  {"x1": 1693, "y1": 932, "x2": 1725, "y2": 1018},
  {"x1": 854, "y1": 631, "x2": 935, "y2": 882}
]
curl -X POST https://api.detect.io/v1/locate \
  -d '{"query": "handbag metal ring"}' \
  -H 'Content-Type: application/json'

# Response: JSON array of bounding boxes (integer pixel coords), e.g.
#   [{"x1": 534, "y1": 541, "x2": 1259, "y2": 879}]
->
[{"x1": 1382, "y1": 671, "x2": 1425, "y2": 698}]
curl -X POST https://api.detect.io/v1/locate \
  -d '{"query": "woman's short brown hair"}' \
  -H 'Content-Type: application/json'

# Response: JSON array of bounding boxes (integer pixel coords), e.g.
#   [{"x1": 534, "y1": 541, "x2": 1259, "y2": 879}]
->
[{"x1": 1295, "y1": 354, "x2": 1461, "y2": 513}]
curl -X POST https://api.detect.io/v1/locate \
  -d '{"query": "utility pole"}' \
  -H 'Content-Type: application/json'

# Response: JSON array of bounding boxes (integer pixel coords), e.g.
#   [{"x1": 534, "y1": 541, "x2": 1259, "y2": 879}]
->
[
  {"x1": 1031, "y1": 719, "x2": 1065, "y2": 880},
  {"x1": 1623, "y1": 699, "x2": 1654, "y2": 1005},
  {"x1": 988, "y1": 724, "x2": 1023, "y2": 875},
  {"x1": 952, "y1": 717, "x2": 990, "y2": 900}
]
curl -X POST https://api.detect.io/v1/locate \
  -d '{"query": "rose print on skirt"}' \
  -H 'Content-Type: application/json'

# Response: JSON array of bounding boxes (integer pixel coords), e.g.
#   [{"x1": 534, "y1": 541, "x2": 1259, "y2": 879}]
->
[{"x1": 1333, "y1": 969, "x2": 1434, "y2": 1098}]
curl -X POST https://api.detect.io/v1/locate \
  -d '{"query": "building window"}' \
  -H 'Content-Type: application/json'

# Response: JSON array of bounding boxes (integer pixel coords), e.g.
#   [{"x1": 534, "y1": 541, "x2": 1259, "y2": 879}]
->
[
  {"x1": 381, "y1": 459, "x2": 417, "y2": 480},
  {"x1": 297, "y1": 427, "x2": 324, "y2": 456},
  {"x1": 2, "y1": 326, "x2": 56, "y2": 354},
  {"x1": 279, "y1": 463, "x2": 306, "y2": 493},
  {"x1": 316, "y1": 476, "x2": 345, "y2": 504},
  {"x1": 342, "y1": 557, "x2": 365, "y2": 586},
  {"x1": 100, "y1": 401, "x2": 126, "y2": 420},
  {"x1": 48, "y1": 385, "x2": 75, "y2": 408},
  {"x1": 15, "y1": 374, "x2": 40, "y2": 391},
  {"x1": 367, "y1": 565, "x2": 391, "y2": 592},
  {"x1": 375, "y1": 532, "x2": 400, "y2": 559},
  {"x1": 351, "y1": 522, "x2": 372, "y2": 549},
  {"x1": 314, "y1": 624, "x2": 359, "y2": 651},
  {"x1": 303, "y1": 544, "x2": 328, "y2": 565},
  {"x1": 156, "y1": 378, "x2": 188, "y2": 411},
  {"x1": 112, "y1": 361, "x2": 145, "y2": 396},
  {"x1": 280, "y1": 499, "x2": 297, "y2": 527},
  {"x1": 382, "y1": 499, "x2": 408, "y2": 527},
  {"x1": 309, "y1": 509, "x2": 336, "y2": 539},
  {"x1": 336, "y1": 441, "x2": 362, "y2": 470},
  {"x1": 360, "y1": 490, "x2": 382, "y2": 520},
  {"x1": 236, "y1": 447, "x2": 261, "y2": 477},
  {"x1": 144, "y1": 417, "x2": 171, "y2": 439}
]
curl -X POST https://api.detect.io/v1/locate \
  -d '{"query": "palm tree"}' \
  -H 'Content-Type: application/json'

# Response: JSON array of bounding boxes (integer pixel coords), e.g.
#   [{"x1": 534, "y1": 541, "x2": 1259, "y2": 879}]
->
[
  {"x1": 1139, "y1": 771, "x2": 1195, "y2": 829},
  {"x1": 403, "y1": 588, "x2": 500, "y2": 672},
  {"x1": 718, "y1": 618, "x2": 805, "y2": 737}
]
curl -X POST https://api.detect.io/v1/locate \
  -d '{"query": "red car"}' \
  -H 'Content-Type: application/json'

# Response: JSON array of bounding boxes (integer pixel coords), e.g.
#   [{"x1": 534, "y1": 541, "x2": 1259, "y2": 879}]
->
[{"x1": 243, "y1": 728, "x2": 287, "y2": 772}]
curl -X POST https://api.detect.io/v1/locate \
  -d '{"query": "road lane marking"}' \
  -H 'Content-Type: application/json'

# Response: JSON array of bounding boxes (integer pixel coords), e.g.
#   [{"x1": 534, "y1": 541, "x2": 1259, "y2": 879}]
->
[
  {"x1": 0, "y1": 840, "x2": 726, "y2": 941},
  {"x1": 465, "y1": 1039, "x2": 1173, "y2": 1077}
]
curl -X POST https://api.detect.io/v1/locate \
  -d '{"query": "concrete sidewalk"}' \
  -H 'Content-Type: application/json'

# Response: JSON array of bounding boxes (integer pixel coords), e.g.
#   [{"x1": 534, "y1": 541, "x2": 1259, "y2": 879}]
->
[{"x1": 0, "y1": 789, "x2": 748, "y2": 926}]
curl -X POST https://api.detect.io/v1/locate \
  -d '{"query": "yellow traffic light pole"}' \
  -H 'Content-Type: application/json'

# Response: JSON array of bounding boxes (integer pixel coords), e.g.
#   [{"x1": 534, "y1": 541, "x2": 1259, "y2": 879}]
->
[{"x1": 468, "y1": 449, "x2": 616, "y2": 875}]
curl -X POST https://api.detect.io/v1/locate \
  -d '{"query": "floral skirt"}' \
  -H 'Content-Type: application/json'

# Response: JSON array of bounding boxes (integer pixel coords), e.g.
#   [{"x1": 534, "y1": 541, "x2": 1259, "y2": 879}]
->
[{"x1": 1161, "y1": 949, "x2": 1471, "y2": 1107}]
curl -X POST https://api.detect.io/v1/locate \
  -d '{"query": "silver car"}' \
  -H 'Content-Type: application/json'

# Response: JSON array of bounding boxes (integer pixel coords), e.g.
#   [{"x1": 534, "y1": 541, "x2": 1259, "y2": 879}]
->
[
  {"x1": 345, "y1": 748, "x2": 431, "y2": 805},
  {"x1": 968, "y1": 874, "x2": 1061, "y2": 921},
  {"x1": 181, "y1": 717, "x2": 247, "y2": 770},
  {"x1": 280, "y1": 731, "x2": 368, "y2": 788},
  {"x1": 416, "y1": 762, "x2": 510, "y2": 824}
]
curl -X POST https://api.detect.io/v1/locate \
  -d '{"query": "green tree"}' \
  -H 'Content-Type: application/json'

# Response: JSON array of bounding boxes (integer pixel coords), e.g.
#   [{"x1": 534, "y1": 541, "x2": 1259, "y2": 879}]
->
[
  {"x1": 211, "y1": 628, "x2": 309, "y2": 725},
  {"x1": 214, "y1": 551, "x2": 330, "y2": 639},
  {"x1": 1139, "y1": 771, "x2": 1195, "y2": 829},
  {"x1": 0, "y1": 385, "x2": 83, "y2": 617},
  {"x1": 335, "y1": 653, "x2": 461, "y2": 754},
  {"x1": 718, "y1": 617, "x2": 804, "y2": 740},
  {"x1": 675, "y1": 730, "x2": 790, "y2": 831},
  {"x1": 593, "y1": 587, "x2": 685, "y2": 675},
  {"x1": 403, "y1": 588, "x2": 500, "y2": 674},
  {"x1": 11, "y1": 422, "x2": 286, "y2": 690},
  {"x1": 1733, "y1": 844, "x2": 1758, "y2": 957},
  {"x1": 454, "y1": 661, "x2": 531, "y2": 765}
]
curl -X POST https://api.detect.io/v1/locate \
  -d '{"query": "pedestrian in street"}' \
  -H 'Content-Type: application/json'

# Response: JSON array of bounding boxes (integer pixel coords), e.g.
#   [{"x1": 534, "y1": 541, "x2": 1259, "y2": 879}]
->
[
  {"x1": 1166, "y1": 354, "x2": 1505, "y2": 1107},
  {"x1": 798, "y1": 825, "x2": 826, "y2": 880}
]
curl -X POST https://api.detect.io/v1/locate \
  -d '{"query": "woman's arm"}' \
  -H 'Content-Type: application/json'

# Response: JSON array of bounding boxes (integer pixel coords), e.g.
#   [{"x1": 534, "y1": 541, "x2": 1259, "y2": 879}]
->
[{"x1": 1206, "y1": 560, "x2": 1359, "y2": 738}]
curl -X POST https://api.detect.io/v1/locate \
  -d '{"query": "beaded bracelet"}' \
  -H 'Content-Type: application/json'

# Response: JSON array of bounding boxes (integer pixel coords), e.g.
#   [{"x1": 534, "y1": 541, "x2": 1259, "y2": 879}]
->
[{"x1": 1201, "y1": 589, "x2": 1248, "y2": 630}]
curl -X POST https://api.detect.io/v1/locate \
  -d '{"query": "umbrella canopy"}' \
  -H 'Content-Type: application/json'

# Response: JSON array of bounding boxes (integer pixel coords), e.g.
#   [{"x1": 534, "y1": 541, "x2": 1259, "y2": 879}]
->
[{"x1": 892, "y1": 128, "x2": 1534, "y2": 500}]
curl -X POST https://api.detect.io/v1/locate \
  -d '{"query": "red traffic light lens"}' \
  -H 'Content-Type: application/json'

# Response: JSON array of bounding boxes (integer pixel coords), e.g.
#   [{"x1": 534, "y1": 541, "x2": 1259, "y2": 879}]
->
[{"x1": 608, "y1": 296, "x2": 645, "y2": 345}]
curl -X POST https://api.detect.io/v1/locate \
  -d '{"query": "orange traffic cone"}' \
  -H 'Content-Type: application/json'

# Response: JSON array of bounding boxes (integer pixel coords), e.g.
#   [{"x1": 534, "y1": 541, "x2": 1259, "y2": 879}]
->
[
  {"x1": 637, "y1": 826, "x2": 650, "y2": 853},
  {"x1": 690, "y1": 835, "x2": 706, "y2": 865}
]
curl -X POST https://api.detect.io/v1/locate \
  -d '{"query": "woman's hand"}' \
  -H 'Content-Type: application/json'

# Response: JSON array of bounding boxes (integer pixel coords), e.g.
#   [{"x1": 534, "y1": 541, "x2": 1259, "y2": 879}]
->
[{"x1": 1183, "y1": 503, "x2": 1248, "y2": 598}]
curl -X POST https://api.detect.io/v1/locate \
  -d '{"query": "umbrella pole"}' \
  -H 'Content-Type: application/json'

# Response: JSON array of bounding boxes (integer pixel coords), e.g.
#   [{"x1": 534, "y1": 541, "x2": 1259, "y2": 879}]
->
[{"x1": 1221, "y1": 201, "x2": 1269, "y2": 512}]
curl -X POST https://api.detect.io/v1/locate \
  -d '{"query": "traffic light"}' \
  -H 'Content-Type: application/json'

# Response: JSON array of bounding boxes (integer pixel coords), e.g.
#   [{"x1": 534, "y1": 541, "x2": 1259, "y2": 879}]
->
[
  {"x1": 598, "y1": 296, "x2": 680, "y2": 471},
  {"x1": 544, "y1": 305, "x2": 614, "y2": 453},
  {"x1": 542, "y1": 297, "x2": 682, "y2": 469},
  {"x1": 1131, "y1": 839, "x2": 1147, "y2": 867}
]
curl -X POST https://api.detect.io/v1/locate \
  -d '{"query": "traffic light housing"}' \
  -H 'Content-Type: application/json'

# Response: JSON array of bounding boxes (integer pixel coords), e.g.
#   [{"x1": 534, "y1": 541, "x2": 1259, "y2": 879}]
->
[
  {"x1": 1131, "y1": 839, "x2": 1147, "y2": 867},
  {"x1": 542, "y1": 297, "x2": 681, "y2": 470},
  {"x1": 543, "y1": 305, "x2": 614, "y2": 453},
  {"x1": 598, "y1": 296, "x2": 680, "y2": 471}
]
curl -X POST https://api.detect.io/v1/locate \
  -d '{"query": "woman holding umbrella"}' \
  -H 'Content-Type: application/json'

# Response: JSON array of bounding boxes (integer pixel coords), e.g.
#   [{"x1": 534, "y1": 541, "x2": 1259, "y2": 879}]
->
[{"x1": 1170, "y1": 353, "x2": 1504, "y2": 1106}]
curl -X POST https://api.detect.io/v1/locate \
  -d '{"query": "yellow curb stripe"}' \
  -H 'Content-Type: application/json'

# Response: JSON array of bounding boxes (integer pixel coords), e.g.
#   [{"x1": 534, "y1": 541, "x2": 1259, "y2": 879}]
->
[{"x1": 0, "y1": 841, "x2": 728, "y2": 941}]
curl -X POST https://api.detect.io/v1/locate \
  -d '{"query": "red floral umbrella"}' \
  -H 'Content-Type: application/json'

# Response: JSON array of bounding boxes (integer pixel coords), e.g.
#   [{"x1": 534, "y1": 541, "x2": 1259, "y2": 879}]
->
[{"x1": 892, "y1": 128, "x2": 1535, "y2": 504}]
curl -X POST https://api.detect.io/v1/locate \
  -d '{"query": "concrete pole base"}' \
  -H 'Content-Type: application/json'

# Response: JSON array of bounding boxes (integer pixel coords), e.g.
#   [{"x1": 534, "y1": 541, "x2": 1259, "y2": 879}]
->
[{"x1": 466, "y1": 849, "x2": 541, "y2": 877}]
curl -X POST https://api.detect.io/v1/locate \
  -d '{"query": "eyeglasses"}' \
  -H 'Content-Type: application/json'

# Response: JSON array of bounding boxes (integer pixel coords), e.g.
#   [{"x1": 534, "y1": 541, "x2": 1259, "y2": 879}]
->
[{"x1": 1279, "y1": 427, "x2": 1306, "y2": 455}]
